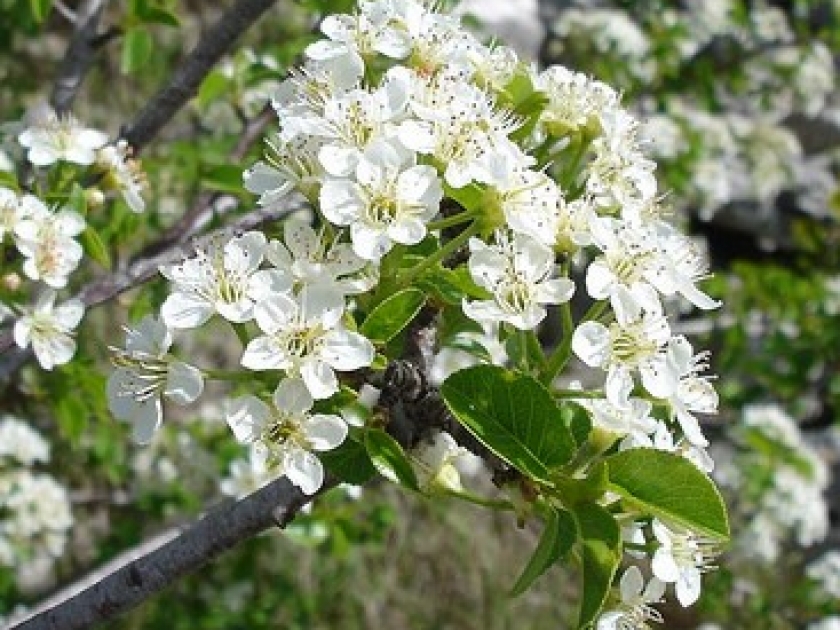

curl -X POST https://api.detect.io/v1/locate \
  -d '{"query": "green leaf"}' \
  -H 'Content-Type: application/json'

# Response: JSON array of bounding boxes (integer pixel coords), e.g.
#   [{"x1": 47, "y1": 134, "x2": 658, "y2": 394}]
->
[
  {"x1": 136, "y1": 5, "x2": 179, "y2": 26},
  {"x1": 573, "y1": 502, "x2": 620, "y2": 549},
  {"x1": 68, "y1": 183, "x2": 87, "y2": 216},
  {"x1": 360, "y1": 288, "x2": 426, "y2": 345},
  {"x1": 606, "y1": 448, "x2": 730, "y2": 541},
  {"x1": 197, "y1": 71, "x2": 230, "y2": 109},
  {"x1": 29, "y1": 0, "x2": 52, "y2": 22},
  {"x1": 364, "y1": 429, "x2": 419, "y2": 491},
  {"x1": 121, "y1": 28, "x2": 153, "y2": 74},
  {"x1": 320, "y1": 437, "x2": 377, "y2": 486},
  {"x1": 510, "y1": 507, "x2": 576, "y2": 597},
  {"x1": 81, "y1": 228, "x2": 112, "y2": 269},
  {"x1": 0, "y1": 171, "x2": 18, "y2": 191},
  {"x1": 417, "y1": 265, "x2": 490, "y2": 305},
  {"x1": 56, "y1": 395, "x2": 87, "y2": 445},
  {"x1": 441, "y1": 365, "x2": 577, "y2": 483},
  {"x1": 578, "y1": 540, "x2": 620, "y2": 629},
  {"x1": 558, "y1": 401, "x2": 592, "y2": 448},
  {"x1": 202, "y1": 164, "x2": 246, "y2": 194}
]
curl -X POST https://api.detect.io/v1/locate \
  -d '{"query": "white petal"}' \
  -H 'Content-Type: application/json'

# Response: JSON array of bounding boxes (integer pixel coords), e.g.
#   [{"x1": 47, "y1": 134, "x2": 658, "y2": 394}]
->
[
  {"x1": 585, "y1": 259, "x2": 615, "y2": 300},
  {"x1": 165, "y1": 362, "x2": 205, "y2": 405},
  {"x1": 303, "y1": 414, "x2": 348, "y2": 451},
  {"x1": 285, "y1": 448, "x2": 324, "y2": 495},
  {"x1": 320, "y1": 179, "x2": 363, "y2": 226},
  {"x1": 535, "y1": 278, "x2": 575, "y2": 306},
  {"x1": 619, "y1": 566, "x2": 644, "y2": 600},
  {"x1": 388, "y1": 216, "x2": 427, "y2": 245},
  {"x1": 571, "y1": 322, "x2": 610, "y2": 367},
  {"x1": 226, "y1": 396, "x2": 270, "y2": 443},
  {"x1": 651, "y1": 548, "x2": 680, "y2": 583},
  {"x1": 131, "y1": 399, "x2": 164, "y2": 444},
  {"x1": 253, "y1": 292, "x2": 297, "y2": 334},
  {"x1": 320, "y1": 330, "x2": 374, "y2": 370},
  {"x1": 273, "y1": 377, "x2": 313, "y2": 416},
  {"x1": 241, "y1": 336, "x2": 288, "y2": 371},
  {"x1": 33, "y1": 333, "x2": 76, "y2": 369},
  {"x1": 107, "y1": 369, "x2": 148, "y2": 420},
  {"x1": 675, "y1": 568, "x2": 702, "y2": 607},
  {"x1": 160, "y1": 292, "x2": 214, "y2": 329},
  {"x1": 301, "y1": 359, "x2": 339, "y2": 399}
]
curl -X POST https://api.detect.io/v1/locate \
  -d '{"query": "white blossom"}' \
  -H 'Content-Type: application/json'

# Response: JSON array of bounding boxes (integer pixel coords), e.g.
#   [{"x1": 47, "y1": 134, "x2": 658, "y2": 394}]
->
[
  {"x1": 95, "y1": 140, "x2": 146, "y2": 213},
  {"x1": 0, "y1": 415, "x2": 50, "y2": 466},
  {"x1": 226, "y1": 377, "x2": 347, "y2": 494},
  {"x1": 241, "y1": 287, "x2": 374, "y2": 399},
  {"x1": 596, "y1": 566, "x2": 664, "y2": 630},
  {"x1": 107, "y1": 315, "x2": 204, "y2": 444},
  {"x1": 572, "y1": 290, "x2": 673, "y2": 408},
  {"x1": 13, "y1": 290, "x2": 84, "y2": 370},
  {"x1": 651, "y1": 519, "x2": 719, "y2": 607},
  {"x1": 265, "y1": 218, "x2": 374, "y2": 294},
  {"x1": 18, "y1": 111, "x2": 108, "y2": 167},
  {"x1": 320, "y1": 140, "x2": 443, "y2": 260},
  {"x1": 160, "y1": 231, "x2": 286, "y2": 328},
  {"x1": 463, "y1": 231, "x2": 575, "y2": 330},
  {"x1": 14, "y1": 201, "x2": 86, "y2": 288}
]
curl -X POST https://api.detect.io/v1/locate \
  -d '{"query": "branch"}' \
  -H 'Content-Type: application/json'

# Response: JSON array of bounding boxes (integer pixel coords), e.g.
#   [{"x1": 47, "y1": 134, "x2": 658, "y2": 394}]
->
[
  {"x1": 8, "y1": 476, "x2": 334, "y2": 630},
  {"x1": 121, "y1": 0, "x2": 278, "y2": 153},
  {"x1": 50, "y1": 0, "x2": 110, "y2": 115}
]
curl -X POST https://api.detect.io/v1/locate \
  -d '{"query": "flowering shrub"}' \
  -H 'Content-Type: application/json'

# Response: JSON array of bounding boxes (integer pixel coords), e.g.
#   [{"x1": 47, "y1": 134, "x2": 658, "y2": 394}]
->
[{"x1": 0, "y1": 1, "x2": 766, "y2": 628}]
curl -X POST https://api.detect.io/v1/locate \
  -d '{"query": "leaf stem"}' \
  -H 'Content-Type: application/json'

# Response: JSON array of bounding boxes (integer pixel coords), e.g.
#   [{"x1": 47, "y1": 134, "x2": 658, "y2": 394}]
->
[
  {"x1": 427, "y1": 209, "x2": 479, "y2": 232},
  {"x1": 443, "y1": 489, "x2": 515, "y2": 511},
  {"x1": 398, "y1": 221, "x2": 480, "y2": 285}
]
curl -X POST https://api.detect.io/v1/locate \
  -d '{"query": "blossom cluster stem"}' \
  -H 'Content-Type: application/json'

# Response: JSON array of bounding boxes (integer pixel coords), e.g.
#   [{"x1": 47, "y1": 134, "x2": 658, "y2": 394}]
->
[{"x1": 398, "y1": 221, "x2": 480, "y2": 285}]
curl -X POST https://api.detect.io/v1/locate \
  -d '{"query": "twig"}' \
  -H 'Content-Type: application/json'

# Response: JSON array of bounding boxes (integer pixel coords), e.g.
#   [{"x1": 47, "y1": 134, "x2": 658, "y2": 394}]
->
[
  {"x1": 50, "y1": 0, "x2": 110, "y2": 115},
  {"x1": 8, "y1": 476, "x2": 334, "y2": 630},
  {"x1": 121, "y1": 0, "x2": 278, "y2": 153}
]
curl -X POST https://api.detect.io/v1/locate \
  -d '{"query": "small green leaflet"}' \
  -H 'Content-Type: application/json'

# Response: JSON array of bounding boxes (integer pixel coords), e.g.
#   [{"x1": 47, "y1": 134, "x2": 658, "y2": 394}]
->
[
  {"x1": 121, "y1": 28, "x2": 153, "y2": 74},
  {"x1": 364, "y1": 429, "x2": 419, "y2": 491},
  {"x1": 573, "y1": 502, "x2": 621, "y2": 629},
  {"x1": 441, "y1": 365, "x2": 576, "y2": 483},
  {"x1": 319, "y1": 437, "x2": 377, "y2": 486},
  {"x1": 360, "y1": 288, "x2": 426, "y2": 345},
  {"x1": 606, "y1": 448, "x2": 730, "y2": 541},
  {"x1": 509, "y1": 507, "x2": 576, "y2": 597}
]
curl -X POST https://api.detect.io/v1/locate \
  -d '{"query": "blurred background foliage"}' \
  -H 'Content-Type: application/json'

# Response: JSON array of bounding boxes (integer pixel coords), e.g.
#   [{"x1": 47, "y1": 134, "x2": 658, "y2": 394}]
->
[{"x1": 1, "y1": 0, "x2": 840, "y2": 628}]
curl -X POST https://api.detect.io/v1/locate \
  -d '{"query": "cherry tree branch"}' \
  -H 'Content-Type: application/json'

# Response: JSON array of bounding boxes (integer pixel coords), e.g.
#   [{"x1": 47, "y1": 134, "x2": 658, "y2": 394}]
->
[
  {"x1": 50, "y1": 0, "x2": 111, "y2": 115},
  {"x1": 8, "y1": 476, "x2": 334, "y2": 630},
  {"x1": 121, "y1": 0, "x2": 278, "y2": 153}
]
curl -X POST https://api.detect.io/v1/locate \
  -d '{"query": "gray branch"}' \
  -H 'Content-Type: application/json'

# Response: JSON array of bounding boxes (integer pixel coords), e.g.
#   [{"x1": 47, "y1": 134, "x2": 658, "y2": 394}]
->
[
  {"x1": 50, "y1": 0, "x2": 110, "y2": 115},
  {"x1": 9, "y1": 476, "x2": 333, "y2": 630},
  {"x1": 121, "y1": 0, "x2": 278, "y2": 152}
]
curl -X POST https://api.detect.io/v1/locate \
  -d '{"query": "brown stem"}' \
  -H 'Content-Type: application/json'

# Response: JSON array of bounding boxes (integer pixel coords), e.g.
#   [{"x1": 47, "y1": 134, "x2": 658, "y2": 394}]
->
[{"x1": 121, "y1": 0, "x2": 278, "y2": 153}]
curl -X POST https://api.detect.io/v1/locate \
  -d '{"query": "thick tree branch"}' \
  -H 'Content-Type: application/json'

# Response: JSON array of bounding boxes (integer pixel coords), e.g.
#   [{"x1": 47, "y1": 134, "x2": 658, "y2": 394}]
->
[
  {"x1": 121, "y1": 0, "x2": 278, "y2": 152},
  {"x1": 50, "y1": 0, "x2": 110, "y2": 115},
  {"x1": 9, "y1": 476, "x2": 334, "y2": 630}
]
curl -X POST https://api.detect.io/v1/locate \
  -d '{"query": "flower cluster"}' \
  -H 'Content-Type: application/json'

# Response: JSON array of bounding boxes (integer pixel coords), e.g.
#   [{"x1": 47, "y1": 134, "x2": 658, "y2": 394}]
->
[
  {"x1": 1, "y1": 108, "x2": 148, "y2": 370},
  {"x1": 106, "y1": 2, "x2": 723, "y2": 621},
  {"x1": 0, "y1": 416, "x2": 73, "y2": 585},
  {"x1": 712, "y1": 403, "x2": 830, "y2": 563}
]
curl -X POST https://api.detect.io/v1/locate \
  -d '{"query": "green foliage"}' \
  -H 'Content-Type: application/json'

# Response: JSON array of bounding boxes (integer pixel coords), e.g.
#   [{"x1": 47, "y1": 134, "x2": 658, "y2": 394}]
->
[
  {"x1": 360, "y1": 288, "x2": 426, "y2": 345},
  {"x1": 509, "y1": 506, "x2": 576, "y2": 597},
  {"x1": 441, "y1": 365, "x2": 577, "y2": 483},
  {"x1": 320, "y1": 436, "x2": 377, "y2": 486},
  {"x1": 606, "y1": 449, "x2": 730, "y2": 541},
  {"x1": 364, "y1": 429, "x2": 419, "y2": 491}
]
